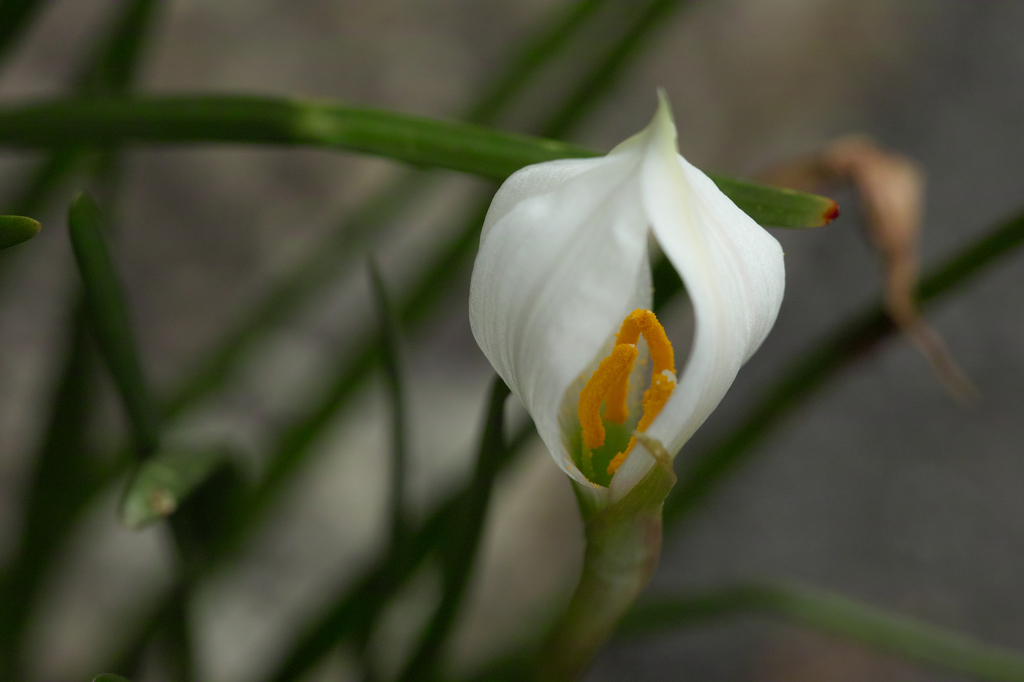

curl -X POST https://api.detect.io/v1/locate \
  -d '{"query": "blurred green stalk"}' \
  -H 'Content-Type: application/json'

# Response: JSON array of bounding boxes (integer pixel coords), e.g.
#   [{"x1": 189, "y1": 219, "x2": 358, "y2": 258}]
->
[
  {"x1": 368, "y1": 258, "x2": 409, "y2": 547},
  {"x1": 396, "y1": 378, "x2": 511, "y2": 682},
  {"x1": 0, "y1": 95, "x2": 836, "y2": 231},
  {"x1": 0, "y1": 1, "x2": 163, "y2": 679},
  {"x1": 0, "y1": 0, "x2": 47, "y2": 67},
  {"x1": 68, "y1": 193, "x2": 160, "y2": 456},
  {"x1": 620, "y1": 580, "x2": 1024, "y2": 682}
]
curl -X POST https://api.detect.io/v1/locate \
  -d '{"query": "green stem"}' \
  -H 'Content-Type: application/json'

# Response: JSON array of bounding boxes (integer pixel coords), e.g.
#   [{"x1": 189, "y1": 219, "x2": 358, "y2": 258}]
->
[
  {"x1": 620, "y1": 581, "x2": 1024, "y2": 682},
  {"x1": 535, "y1": 454, "x2": 676, "y2": 681}
]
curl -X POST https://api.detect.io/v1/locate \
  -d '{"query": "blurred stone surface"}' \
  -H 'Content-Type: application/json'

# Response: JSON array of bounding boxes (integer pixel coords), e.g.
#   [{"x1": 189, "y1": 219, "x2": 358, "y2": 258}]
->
[{"x1": 0, "y1": 1, "x2": 1022, "y2": 681}]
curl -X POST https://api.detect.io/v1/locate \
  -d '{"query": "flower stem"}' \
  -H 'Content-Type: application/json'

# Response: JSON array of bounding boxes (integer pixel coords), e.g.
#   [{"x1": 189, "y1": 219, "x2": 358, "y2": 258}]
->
[{"x1": 535, "y1": 445, "x2": 676, "y2": 680}]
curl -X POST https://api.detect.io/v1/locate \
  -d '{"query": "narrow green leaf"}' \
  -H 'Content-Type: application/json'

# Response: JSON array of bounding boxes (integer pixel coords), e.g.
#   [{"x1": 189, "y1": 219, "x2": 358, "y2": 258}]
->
[
  {"x1": 264, "y1": 497, "x2": 455, "y2": 682},
  {"x1": 262, "y1": 378, "x2": 516, "y2": 682},
  {"x1": 3, "y1": 148, "x2": 82, "y2": 218},
  {"x1": 0, "y1": 306, "x2": 103, "y2": 682},
  {"x1": 162, "y1": 173, "x2": 432, "y2": 418},
  {"x1": 229, "y1": 196, "x2": 492, "y2": 553},
  {"x1": 169, "y1": 462, "x2": 251, "y2": 570},
  {"x1": 621, "y1": 581, "x2": 1024, "y2": 682},
  {"x1": 119, "y1": 449, "x2": 229, "y2": 529},
  {"x1": 92, "y1": 674, "x2": 132, "y2": 682},
  {"x1": 541, "y1": 0, "x2": 687, "y2": 140},
  {"x1": 711, "y1": 175, "x2": 839, "y2": 229},
  {"x1": 0, "y1": 4, "x2": 164, "y2": 680},
  {"x1": 67, "y1": 192, "x2": 159, "y2": 456},
  {"x1": 465, "y1": 0, "x2": 608, "y2": 126},
  {"x1": 0, "y1": 215, "x2": 40, "y2": 249},
  {"x1": 398, "y1": 377, "x2": 510, "y2": 682},
  {"x1": 0, "y1": 96, "x2": 837, "y2": 228},
  {"x1": 81, "y1": 0, "x2": 162, "y2": 96},
  {"x1": 662, "y1": 207, "x2": 1024, "y2": 529},
  {"x1": 0, "y1": 0, "x2": 47, "y2": 67},
  {"x1": 0, "y1": 96, "x2": 592, "y2": 181},
  {"x1": 157, "y1": 583, "x2": 194, "y2": 682},
  {"x1": 368, "y1": 257, "x2": 408, "y2": 544},
  {"x1": 1, "y1": 0, "x2": 163, "y2": 223}
]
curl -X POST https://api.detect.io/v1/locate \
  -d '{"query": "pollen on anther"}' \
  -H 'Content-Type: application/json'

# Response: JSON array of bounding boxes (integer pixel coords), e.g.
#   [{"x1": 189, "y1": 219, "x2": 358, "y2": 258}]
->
[
  {"x1": 577, "y1": 343, "x2": 638, "y2": 450},
  {"x1": 576, "y1": 309, "x2": 678, "y2": 482}
]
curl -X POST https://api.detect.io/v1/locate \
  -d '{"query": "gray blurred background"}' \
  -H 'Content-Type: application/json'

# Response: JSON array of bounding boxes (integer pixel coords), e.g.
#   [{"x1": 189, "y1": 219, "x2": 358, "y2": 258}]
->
[{"x1": 0, "y1": 1, "x2": 1022, "y2": 681}]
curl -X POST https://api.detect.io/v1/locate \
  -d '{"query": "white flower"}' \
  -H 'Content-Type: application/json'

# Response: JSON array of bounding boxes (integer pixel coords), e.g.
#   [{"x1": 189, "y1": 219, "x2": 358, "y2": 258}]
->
[{"x1": 469, "y1": 92, "x2": 785, "y2": 505}]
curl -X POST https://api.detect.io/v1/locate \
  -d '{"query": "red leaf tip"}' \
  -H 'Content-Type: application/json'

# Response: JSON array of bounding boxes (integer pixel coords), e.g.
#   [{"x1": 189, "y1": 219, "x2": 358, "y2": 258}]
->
[{"x1": 821, "y1": 200, "x2": 840, "y2": 225}]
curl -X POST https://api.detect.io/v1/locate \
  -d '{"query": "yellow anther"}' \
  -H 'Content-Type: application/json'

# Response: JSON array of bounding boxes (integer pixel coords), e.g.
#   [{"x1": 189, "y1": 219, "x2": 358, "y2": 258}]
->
[
  {"x1": 616, "y1": 309, "x2": 675, "y2": 375},
  {"x1": 605, "y1": 448, "x2": 629, "y2": 476},
  {"x1": 637, "y1": 371, "x2": 676, "y2": 433},
  {"x1": 577, "y1": 343, "x2": 638, "y2": 450},
  {"x1": 576, "y1": 309, "x2": 678, "y2": 482},
  {"x1": 603, "y1": 309, "x2": 676, "y2": 426},
  {"x1": 606, "y1": 370, "x2": 676, "y2": 476},
  {"x1": 603, "y1": 365, "x2": 631, "y2": 425}
]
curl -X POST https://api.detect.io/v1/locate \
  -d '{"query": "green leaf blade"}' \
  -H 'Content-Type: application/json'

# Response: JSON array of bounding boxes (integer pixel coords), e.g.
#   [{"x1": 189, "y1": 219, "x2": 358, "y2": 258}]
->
[
  {"x1": 0, "y1": 96, "x2": 837, "y2": 228},
  {"x1": 368, "y1": 257, "x2": 409, "y2": 547},
  {"x1": 621, "y1": 581, "x2": 1024, "y2": 682},
  {"x1": 119, "y1": 449, "x2": 229, "y2": 530},
  {"x1": 67, "y1": 192, "x2": 159, "y2": 456},
  {"x1": 709, "y1": 174, "x2": 841, "y2": 228},
  {"x1": 0, "y1": 0, "x2": 48, "y2": 67},
  {"x1": 0, "y1": 214, "x2": 40, "y2": 249}
]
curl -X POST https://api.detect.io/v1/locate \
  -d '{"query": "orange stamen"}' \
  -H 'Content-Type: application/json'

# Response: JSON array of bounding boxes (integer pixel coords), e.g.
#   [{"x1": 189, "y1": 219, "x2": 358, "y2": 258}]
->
[
  {"x1": 606, "y1": 370, "x2": 676, "y2": 475},
  {"x1": 577, "y1": 343, "x2": 638, "y2": 450},
  {"x1": 575, "y1": 309, "x2": 677, "y2": 481},
  {"x1": 616, "y1": 309, "x2": 675, "y2": 375},
  {"x1": 604, "y1": 310, "x2": 675, "y2": 423}
]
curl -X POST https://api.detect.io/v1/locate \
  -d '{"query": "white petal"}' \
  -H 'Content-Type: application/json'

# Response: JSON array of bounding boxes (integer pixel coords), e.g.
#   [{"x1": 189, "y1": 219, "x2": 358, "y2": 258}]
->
[
  {"x1": 481, "y1": 157, "x2": 599, "y2": 239},
  {"x1": 636, "y1": 94, "x2": 785, "y2": 464},
  {"x1": 469, "y1": 153, "x2": 653, "y2": 487}
]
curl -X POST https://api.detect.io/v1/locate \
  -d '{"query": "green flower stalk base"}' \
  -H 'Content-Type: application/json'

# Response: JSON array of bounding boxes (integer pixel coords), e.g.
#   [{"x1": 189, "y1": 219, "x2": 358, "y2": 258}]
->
[{"x1": 535, "y1": 436, "x2": 677, "y2": 681}]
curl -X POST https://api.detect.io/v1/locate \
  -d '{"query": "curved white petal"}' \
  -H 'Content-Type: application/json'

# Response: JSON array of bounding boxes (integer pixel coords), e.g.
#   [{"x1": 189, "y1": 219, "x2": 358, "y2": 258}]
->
[
  {"x1": 633, "y1": 95, "x2": 785, "y2": 475},
  {"x1": 471, "y1": 93, "x2": 785, "y2": 504},
  {"x1": 469, "y1": 153, "x2": 653, "y2": 487},
  {"x1": 480, "y1": 157, "x2": 600, "y2": 239}
]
